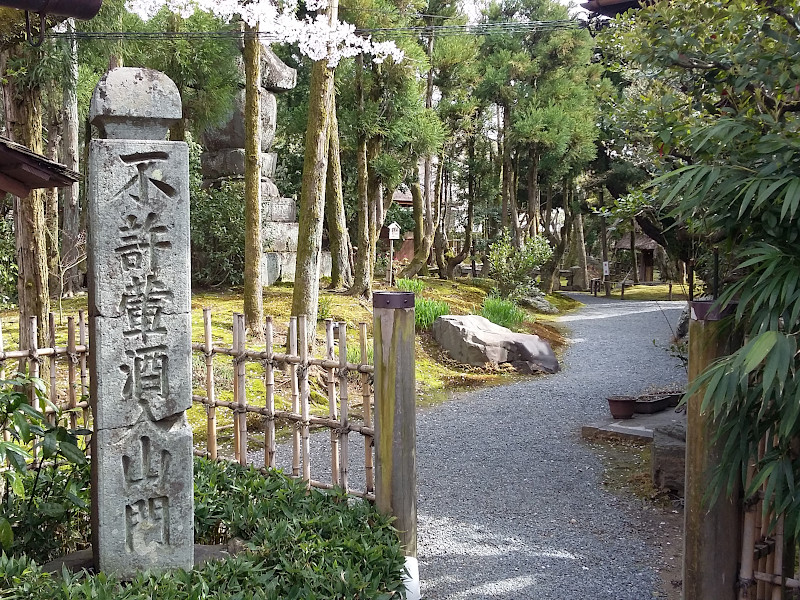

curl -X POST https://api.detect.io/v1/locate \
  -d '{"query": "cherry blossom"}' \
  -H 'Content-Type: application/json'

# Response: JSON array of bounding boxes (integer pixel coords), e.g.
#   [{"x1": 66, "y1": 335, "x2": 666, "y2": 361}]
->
[{"x1": 125, "y1": 0, "x2": 403, "y2": 66}]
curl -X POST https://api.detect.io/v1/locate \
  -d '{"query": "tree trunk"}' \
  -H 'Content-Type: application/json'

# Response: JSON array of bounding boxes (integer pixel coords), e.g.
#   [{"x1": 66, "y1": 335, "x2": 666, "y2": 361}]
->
[
  {"x1": 1, "y1": 46, "x2": 50, "y2": 353},
  {"x1": 630, "y1": 218, "x2": 639, "y2": 285},
  {"x1": 367, "y1": 134, "x2": 381, "y2": 287},
  {"x1": 325, "y1": 104, "x2": 352, "y2": 289},
  {"x1": 446, "y1": 139, "x2": 475, "y2": 279},
  {"x1": 501, "y1": 103, "x2": 512, "y2": 230},
  {"x1": 527, "y1": 151, "x2": 540, "y2": 237},
  {"x1": 348, "y1": 55, "x2": 371, "y2": 298},
  {"x1": 45, "y1": 103, "x2": 62, "y2": 298},
  {"x1": 243, "y1": 24, "x2": 264, "y2": 337},
  {"x1": 433, "y1": 166, "x2": 448, "y2": 277},
  {"x1": 292, "y1": 0, "x2": 338, "y2": 335},
  {"x1": 398, "y1": 161, "x2": 435, "y2": 279},
  {"x1": 411, "y1": 170, "x2": 423, "y2": 257},
  {"x1": 541, "y1": 181, "x2": 575, "y2": 294},
  {"x1": 61, "y1": 18, "x2": 82, "y2": 297},
  {"x1": 572, "y1": 211, "x2": 588, "y2": 291}
]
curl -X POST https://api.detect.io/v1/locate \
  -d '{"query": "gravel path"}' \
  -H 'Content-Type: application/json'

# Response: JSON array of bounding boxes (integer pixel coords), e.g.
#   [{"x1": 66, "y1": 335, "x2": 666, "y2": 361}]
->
[{"x1": 416, "y1": 294, "x2": 688, "y2": 600}]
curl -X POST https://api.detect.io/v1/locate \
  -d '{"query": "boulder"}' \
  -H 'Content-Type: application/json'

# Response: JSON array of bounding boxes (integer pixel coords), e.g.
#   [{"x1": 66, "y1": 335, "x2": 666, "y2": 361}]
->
[
  {"x1": 518, "y1": 294, "x2": 559, "y2": 315},
  {"x1": 651, "y1": 421, "x2": 686, "y2": 495},
  {"x1": 432, "y1": 315, "x2": 559, "y2": 374}
]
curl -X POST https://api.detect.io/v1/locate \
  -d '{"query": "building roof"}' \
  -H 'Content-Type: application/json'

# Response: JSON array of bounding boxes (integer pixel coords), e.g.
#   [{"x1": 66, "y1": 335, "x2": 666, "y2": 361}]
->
[
  {"x1": 614, "y1": 233, "x2": 661, "y2": 251},
  {"x1": 580, "y1": 0, "x2": 648, "y2": 18},
  {"x1": 0, "y1": 135, "x2": 80, "y2": 197}
]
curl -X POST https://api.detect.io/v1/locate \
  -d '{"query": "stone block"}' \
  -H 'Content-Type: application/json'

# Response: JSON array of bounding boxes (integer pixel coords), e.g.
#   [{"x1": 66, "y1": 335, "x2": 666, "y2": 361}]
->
[
  {"x1": 87, "y1": 140, "x2": 190, "y2": 320},
  {"x1": 90, "y1": 68, "x2": 181, "y2": 140},
  {"x1": 263, "y1": 196, "x2": 296, "y2": 222},
  {"x1": 201, "y1": 150, "x2": 276, "y2": 180},
  {"x1": 90, "y1": 312, "x2": 192, "y2": 430},
  {"x1": 93, "y1": 418, "x2": 194, "y2": 578},
  {"x1": 202, "y1": 89, "x2": 276, "y2": 152},
  {"x1": 262, "y1": 221, "x2": 299, "y2": 252},
  {"x1": 261, "y1": 47, "x2": 297, "y2": 92},
  {"x1": 651, "y1": 422, "x2": 686, "y2": 495}
]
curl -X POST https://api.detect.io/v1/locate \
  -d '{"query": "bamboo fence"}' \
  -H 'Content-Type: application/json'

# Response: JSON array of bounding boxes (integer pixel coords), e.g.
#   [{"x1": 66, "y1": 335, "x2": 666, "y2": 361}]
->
[
  {"x1": 191, "y1": 310, "x2": 376, "y2": 500},
  {"x1": 0, "y1": 309, "x2": 376, "y2": 501},
  {"x1": 737, "y1": 432, "x2": 800, "y2": 600}
]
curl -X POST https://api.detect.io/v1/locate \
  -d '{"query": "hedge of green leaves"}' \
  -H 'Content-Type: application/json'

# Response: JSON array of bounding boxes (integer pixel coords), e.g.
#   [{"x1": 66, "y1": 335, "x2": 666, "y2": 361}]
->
[{"x1": 1, "y1": 458, "x2": 406, "y2": 599}]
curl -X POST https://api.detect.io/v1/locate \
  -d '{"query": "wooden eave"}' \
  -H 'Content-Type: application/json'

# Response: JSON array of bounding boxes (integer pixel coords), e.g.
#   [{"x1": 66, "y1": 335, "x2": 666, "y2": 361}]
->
[
  {"x1": 580, "y1": 0, "x2": 650, "y2": 18},
  {"x1": 0, "y1": 135, "x2": 80, "y2": 197}
]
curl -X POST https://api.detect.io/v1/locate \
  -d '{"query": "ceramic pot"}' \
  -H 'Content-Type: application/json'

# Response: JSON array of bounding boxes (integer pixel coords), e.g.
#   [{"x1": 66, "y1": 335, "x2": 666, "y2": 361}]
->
[{"x1": 607, "y1": 395, "x2": 636, "y2": 420}]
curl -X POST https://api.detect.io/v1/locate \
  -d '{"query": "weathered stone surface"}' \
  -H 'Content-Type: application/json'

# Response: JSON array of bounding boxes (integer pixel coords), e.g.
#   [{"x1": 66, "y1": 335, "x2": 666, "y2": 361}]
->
[
  {"x1": 675, "y1": 304, "x2": 690, "y2": 340},
  {"x1": 652, "y1": 421, "x2": 686, "y2": 495},
  {"x1": 201, "y1": 149, "x2": 276, "y2": 180},
  {"x1": 518, "y1": 294, "x2": 559, "y2": 315},
  {"x1": 262, "y1": 250, "x2": 331, "y2": 285},
  {"x1": 89, "y1": 68, "x2": 193, "y2": 578},
  {"x1": 263, "y1": 196, "x2": 296, "y2": 222},
  {"x1": 202, "y1": 88, "x2": 276, "y2": 152},
  {"x1": 90, "y1": 68, "x2": 181, "y2": 140},
  {"x1": 262, "y1": 221, "x2": 299, "y2": 252},
  {"x1": 432, "y1": 315, "x2": 559, "y2": 373},
  {"x1": 261, "y1": 47, "x2": 297, "y2": 92},
  {"x1": 94, "y1": 419, "x2": 194, "y2": 575}
]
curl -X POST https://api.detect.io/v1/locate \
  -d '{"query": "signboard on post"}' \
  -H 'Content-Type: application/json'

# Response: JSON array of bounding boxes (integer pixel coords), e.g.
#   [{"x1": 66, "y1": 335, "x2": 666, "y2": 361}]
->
[
  {"x1": 603, "y1": 261, "x2": 610, "y2": 276},
  {"x1": 388, "y1": 222, "x2": 401, "y2": 240}
]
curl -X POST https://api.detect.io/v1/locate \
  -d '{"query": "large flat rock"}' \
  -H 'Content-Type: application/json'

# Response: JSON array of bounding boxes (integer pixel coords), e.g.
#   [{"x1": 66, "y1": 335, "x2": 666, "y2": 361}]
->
[{"x1": 432, "y1": 315, "x2": 559, "y2": 374}]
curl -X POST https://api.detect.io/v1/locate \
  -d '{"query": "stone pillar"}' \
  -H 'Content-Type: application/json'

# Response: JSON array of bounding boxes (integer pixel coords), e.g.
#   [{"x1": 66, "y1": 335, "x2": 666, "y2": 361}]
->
[{"x1": 88, "y1": 67, "x2": 194, "y2": 578}]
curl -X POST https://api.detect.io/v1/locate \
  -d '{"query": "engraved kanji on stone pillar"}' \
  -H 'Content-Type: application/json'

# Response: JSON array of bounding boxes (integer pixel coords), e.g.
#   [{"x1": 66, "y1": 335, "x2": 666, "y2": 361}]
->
[{"x1": 88, "y1": 67, "x2": 193, "y2": 578}]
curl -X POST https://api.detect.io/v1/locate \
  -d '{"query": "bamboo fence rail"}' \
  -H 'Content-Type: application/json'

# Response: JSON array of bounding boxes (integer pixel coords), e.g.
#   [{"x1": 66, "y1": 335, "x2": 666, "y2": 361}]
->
[{"x1": 0, "y1": 309, "x2": 376, "y2": 501}]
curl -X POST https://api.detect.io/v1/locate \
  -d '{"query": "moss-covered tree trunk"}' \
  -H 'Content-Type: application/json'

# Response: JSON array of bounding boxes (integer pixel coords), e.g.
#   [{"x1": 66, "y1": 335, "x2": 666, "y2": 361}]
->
[
  {"x1": 325, "y1": 105, "x2": 352, "y2": 289},
  {"x1": 243, "y1": 25, "x2": 264, "y2": 337},
  {"x1": 348, "y1": 55, "x2": 371, "y2": 298},
  {"x1": 292, "y1": 1, "x2": 337, "y2": 334},
  {"x1": 526, "y1": 151, "x2": 540, "y2": 237},
  {"x1": 62, "y1": 19, "x2": 81, "y2": 297},
  {"x1": 630, "y1": 218, "x2": 639, "y2": 284},
  {"x1": 572, "y1": 211, "x2": 588, "y2": 291},
  {"x1": 1, "y1": 46, "x2": 49, "y2": 353},
  {"x1": 501, "y1": 103, "x2": 512, "y2": 230},
  {"x1": 445, "y1": 139, "x2": 475, "y2": 279}
]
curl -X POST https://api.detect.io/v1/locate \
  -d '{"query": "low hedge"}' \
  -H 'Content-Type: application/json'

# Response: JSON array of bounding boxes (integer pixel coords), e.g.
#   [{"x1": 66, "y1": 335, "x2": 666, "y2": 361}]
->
[{"x1": 0, "y1": 458, "x2": 406, "y2": 600}]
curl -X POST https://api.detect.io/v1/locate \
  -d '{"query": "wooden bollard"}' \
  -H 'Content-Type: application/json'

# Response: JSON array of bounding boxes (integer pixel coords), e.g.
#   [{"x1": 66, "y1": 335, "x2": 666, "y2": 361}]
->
[
  {"x1": 683, "y1": 301, "x2": 741, "y2": 600},
  {"x1": 373, "y1": 291, "x2": 420, "y2": 599}
]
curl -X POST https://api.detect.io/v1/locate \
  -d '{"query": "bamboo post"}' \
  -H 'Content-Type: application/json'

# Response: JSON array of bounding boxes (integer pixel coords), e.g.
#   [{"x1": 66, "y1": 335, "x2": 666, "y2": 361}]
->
[
  {"x1": 738, "y1": 461, "x2": 757, "y2": 600},
  {"x1": 684, "y1": 302, "x2": 741, "y2": 600},
  {"x1": 0, "y1": 317, "x2": 7, "y2": 443},
  {"x1": 78, "y1": 310, "x2": 88, "y2": 427},
  {"x1": 28, "y1": 316, "x2": 39, "y2": 405},
  {"x1": 770, "y1": 514, "x2": 784, "y2": 600},
  {"x1": 298, "y1": 315, "x2": 311, "y2": 486},
  {"x1": 338, "y1": 322, "x2": 349, "y2": 491},
  {"x1": 67, "y1": 316, "x2": 78, "y2": 430},
  {"x1": 755, "y1": 437, "x2": 767, "y2": 600},
  {"x1": 203, "y1": 308, "x2": 217, "y2": 460},
  {"x1": 360, "y1": 321, "x2": 374, "y2": 494},
  {"x1": 48, "y1": 313, "x2": 57, "y2": 425},
  {"x1": 235, "y1": 313, "x2": 248, "y2": 466},
  {"x1": 264, "y1": 316, "x2": 275, "y2": 469},
  {"x1": 325, "y1": 319, "x2": 339, "y2": 486},
  {"x1": 373, "y1": 291, "x2": 419, "y2": 599},
  {"x1": 232, "y1": 313, "x2": 241, "y2": 463},
  {"x1": 289, "y1": 316, "x2": 300, "y2": 478}
]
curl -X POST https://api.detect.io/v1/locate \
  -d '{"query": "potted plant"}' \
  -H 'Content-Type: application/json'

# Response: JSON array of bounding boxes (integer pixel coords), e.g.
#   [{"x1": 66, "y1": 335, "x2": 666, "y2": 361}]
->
[{"x1": 607, "y1": 395, "x2": 637, "y2": 419}]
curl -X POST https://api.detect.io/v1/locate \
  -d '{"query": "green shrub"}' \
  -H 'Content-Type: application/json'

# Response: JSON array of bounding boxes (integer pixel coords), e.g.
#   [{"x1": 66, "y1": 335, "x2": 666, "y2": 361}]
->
[
  {"x1": 416, "y1": 297, "x2": 450, "y2": 330},
  {"x1": 396, "y1": 277, "x2": 425, "y2": 294},
  {"x1": 1, "y1": 459, "x2": 406, "y2": 600},
  {"x1": 0, "y1": 216, "x2": 17, "y2": 307},
  {"x1": 488, "y1": 232, "x2": 552, "y2": 301},
  {"x1": 481, "y1": 296, "x2": 527, "y2": 330},
  {"x1": 190, "y1": 180, "x2": 246, "y2": 287}
]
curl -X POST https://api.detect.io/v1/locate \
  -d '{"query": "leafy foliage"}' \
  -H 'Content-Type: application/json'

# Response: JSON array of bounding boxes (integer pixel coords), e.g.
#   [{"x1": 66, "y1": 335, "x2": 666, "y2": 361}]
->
[
  {"x1": 396, "y1": 278, "x2": 425, "y2": 295},
  {"x1": 481, "y1": 297, "x2": 527, "y2": 330},
  {"x1": 0, "y1": 216, "x2": 17, "y2": 307},
  {"x1": 0, "y1": 374, "x2": 89, "y2": 562},
  {"x1": 415, "y1": 298, "x2": 450, "y2": 331},
  {"x1": 488, "y1": 233, "x2": 552, "y2": 301},
  {"x1": 612, "y1": 0, "x2": 800, "y2": 534},
  {"x1": 1, "y1": 459, "x2": 406, "y2": 599},
  {"x1": 190, "y1": 180, "x2": 246, "y2": 288}
]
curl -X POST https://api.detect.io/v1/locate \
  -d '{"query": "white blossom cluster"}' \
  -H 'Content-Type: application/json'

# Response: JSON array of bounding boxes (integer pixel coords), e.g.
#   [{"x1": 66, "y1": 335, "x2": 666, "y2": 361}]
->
[{"x1": 125, "y1": 0, "x2": 404, "y2": 65}]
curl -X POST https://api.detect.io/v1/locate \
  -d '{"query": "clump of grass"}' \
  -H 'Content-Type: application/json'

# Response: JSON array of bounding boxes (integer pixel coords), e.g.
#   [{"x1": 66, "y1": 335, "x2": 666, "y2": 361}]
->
[
  {"x1": 416, "y1": 297, "x2": 450, "y2": 330},
  {"x1": 481, "y1": 296, "x2": 527, "y2": 330},
  {"x1": 396, "y1": 278, "x2": 425, "y2": 294},
  {"x1": 318, "y1": 295, "x2": 333, "y2": 320},
  {"x1": 346, "y1": 340, "x2": 374, "y2": 365}
]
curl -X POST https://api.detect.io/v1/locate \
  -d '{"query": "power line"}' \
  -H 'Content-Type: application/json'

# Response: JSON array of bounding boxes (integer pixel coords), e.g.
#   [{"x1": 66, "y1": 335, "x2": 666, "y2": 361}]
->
[{"x1": 52, "y1": 19, "x2": 586, "y2": 43}]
